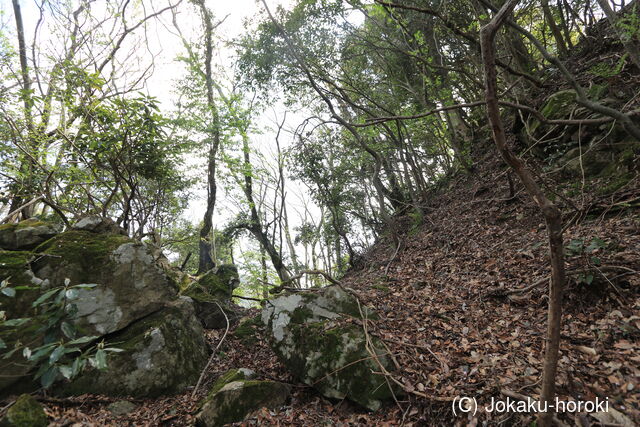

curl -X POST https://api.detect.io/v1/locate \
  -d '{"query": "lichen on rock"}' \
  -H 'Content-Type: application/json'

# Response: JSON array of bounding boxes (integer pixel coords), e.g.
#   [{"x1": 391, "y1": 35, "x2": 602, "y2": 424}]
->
[
  {"x1": 61, "y1": 297, "x2": 208, "y2": 397},
  {"x1": 262, "y1": 286, "x2": 396, "y2": 411}
]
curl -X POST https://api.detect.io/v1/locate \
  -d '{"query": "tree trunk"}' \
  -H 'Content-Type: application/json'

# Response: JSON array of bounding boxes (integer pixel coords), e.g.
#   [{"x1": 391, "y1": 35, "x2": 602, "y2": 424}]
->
[
  {"x1": 194, "y1": 0, "x2": 220, "y2": 274},
  {"x1": 481, "y1": 3, "x2": 566, "y2": 426}
]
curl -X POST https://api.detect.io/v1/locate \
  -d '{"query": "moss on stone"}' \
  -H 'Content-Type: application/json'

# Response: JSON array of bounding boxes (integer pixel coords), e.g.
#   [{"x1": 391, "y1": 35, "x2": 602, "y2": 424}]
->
[
  {"x1": 1, "y1": 394, "x2": 48, "y2": 427},
  {"x1": 275, "y1": 320, "x2": 395, "y2": 410},
  {"x1": 202, "y1": 369, "x2": 254, "y2": 402},
  {"x1": 197, "y1": 264, "x2": 238, "y2": 299},
  {"x1": 33, "y1": 230, "x2": 131, "y2": 282},
  {"x1": 196, "y1": 380, "x2": 290, "y2": 426}
]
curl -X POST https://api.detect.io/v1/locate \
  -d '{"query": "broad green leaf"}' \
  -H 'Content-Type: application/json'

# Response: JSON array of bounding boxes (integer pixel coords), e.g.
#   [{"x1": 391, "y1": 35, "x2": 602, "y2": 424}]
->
[
  {"x1": 61, "y1": 322, "x2": 76, "y2": 339},
  {"x1": 74, "y1": 283, "x2": 98, "y2": 289},
  {"x1": 59, "y1": 364, "x2": 73, "y2": 379},
  {"x1": 95, "y1": 349, "x2": 107, "y2": 370},
  {"x1": 65, "y1": 289, "x2": 79, "y2": 300},
  {"x1": 67, "y1": 335, "x2": 99, "y2": 345},
  {"x1": 49, "y1": 345, "x2": 66, "y2": 364},
  {"x1": 1, "y1": 287, "x2": 16, "y2": 297},
  {"x1": 32, "y1": 288, "x2": 60, "y2": 307},
  {"x1": 40, "y1": 365, "x2": 59, "y2": 388},
  {"x1": 3, "y1": 318, "x2": 30, "y2": 327}
]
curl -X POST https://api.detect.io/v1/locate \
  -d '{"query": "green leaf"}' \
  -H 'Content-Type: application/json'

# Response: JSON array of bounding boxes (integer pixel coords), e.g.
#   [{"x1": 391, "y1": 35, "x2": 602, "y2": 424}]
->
[
  {"x1": 49, "y1": 345, "x2": 66, "y2": 364},
  {"x1": 74, "y1": 283, "x2": 98, "y2": 289},
  {"x1": 3, "y1": 318, "x2": 30, "y2": 327},
  {"x1": 1, "y1": 287, "x2": 16, "y2": 297},
  {"x1": 95, "y1": 349, "x2": 107, "y2": 370},
  {"x1": 59, "y1": 364, "x2": 73, "y2": 380},
  {"x1": 40, "y1": 365, "x2": 59, "y2": 388},
  {"x1": 71, "y1": 357, "x2": 83, "y2": 376},
  {"x1": 67, "y1": 335, "x2": 99, "y2": 346},
  {"x1": 65, "y1": 289, "x2": 79, "y2": 300},
  {"x1": 32, "y1": 288, "x2": 61, "y2": 307},
  {"x1": 0, "y1": 337, "x2": 5, "y2": 349},
  {"x1": 28, "y1": 343, "x2": 57, "y2": 362},
  {"x1": 61, "y1": 322, "x2": 76, "y2": 339}
]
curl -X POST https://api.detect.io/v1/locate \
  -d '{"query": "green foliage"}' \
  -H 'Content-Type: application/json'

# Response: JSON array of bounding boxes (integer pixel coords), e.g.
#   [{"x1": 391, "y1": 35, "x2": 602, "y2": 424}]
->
[
  {"x1": 0, "y1": 278, "x2": 121, "y2": 389},
  {"x1": 588, "y1": 54, "x2": 628, "y2": 78}
]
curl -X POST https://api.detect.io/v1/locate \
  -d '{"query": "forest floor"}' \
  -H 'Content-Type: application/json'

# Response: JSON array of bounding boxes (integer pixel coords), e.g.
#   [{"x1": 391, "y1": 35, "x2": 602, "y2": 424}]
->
[{"x1": 40, "y1": 145, "x2": 640, "y2": 426}]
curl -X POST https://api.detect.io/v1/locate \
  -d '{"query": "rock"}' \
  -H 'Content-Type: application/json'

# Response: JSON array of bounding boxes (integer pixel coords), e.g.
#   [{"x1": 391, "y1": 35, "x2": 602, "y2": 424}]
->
[
  {"x1": 205, "y1": 368, "x2": 257, "y2": 396},
  {"x1": 1, "y1": 228, "x2": 208, "y2": 399},
  {"x1": 62, "y1": 297, "x2": 208, "y2": 397},
  {"x1": 107, "y1": 400, "x2": 137, "y2": 416},
  {"x1": 0, "y1": 394, "x2": 48, "y2": 427},
  {"x1": 180, "y1": 265, "x2": 244, "y2": 329},
  {"x1": 0, "y1": 251, "x2": 43, "y2": 393},
  {"x1": 72, "y1": 215, "x2": 127, "y2": 235},
  {"x1": 198, "y1": 264, "x2": 240, "y2": 299},
  {"x1": 262, "y1": 286, "x2": 397, "y2": 410},
  {"x1": 195, "y1": 379, "x2": 290, "y2": 426},
  {"x1": 32, "y1": 230, "x2": 177, "y2": 335},
  {"x1": 0, "y1": 219, "x2": 62, "y2": 251}
]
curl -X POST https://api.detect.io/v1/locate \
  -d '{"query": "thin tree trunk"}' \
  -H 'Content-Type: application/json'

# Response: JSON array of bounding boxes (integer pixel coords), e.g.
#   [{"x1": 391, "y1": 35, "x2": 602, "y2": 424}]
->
[
  {"x1": 194, "y1": 0, "x2": 220, "y2": 274},
  {"x1": 481, "y1": 3, "x2": 566, "y2": 426}
]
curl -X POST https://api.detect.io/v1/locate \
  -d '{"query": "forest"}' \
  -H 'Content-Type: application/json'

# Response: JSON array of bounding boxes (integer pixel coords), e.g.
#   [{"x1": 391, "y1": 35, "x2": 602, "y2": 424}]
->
[{"x1": 0, "y1": 0, "x2": 639, "y2": 425}]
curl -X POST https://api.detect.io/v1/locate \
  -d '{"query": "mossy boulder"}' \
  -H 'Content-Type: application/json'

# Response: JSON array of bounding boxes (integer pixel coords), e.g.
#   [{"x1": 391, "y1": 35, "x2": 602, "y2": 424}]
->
[
  {"x1": 32, "y1": 230, "x2": 177, "y2": 335},
  {"x1": 195, "y1": 379, "x2": 290, "y2": 426},
  {"x1": 61, "y1": 297, "x2": 208, "y2": 397},
  {"x1": 180, "y1": 266, "x2": 244, "y2": 329},
  {"x1": 0, "y1": 219, "x2": 62, "y2": 251},
  {"x1": 72, "y1": 215, "x2": 127, "y2": 235},
  {"x1": 197, "y1": 264, "x2": 239, "y2": 299},
  {"x1": 0, "y1": 394, "x2": 47, "y2": 427},
  {"x1": 203, "y1": 368, "x2": 256, "y2": 398},
  {"x1": 261, "y1": 286, "x2": 396, "y2": 411}
]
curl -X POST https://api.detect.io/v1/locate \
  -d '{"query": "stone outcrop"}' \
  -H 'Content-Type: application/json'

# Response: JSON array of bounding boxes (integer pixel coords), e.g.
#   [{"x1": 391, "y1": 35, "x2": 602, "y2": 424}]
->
[
  {"x1": 0, "y1": 219, "x2": 62, "y2": 251},
  {"x1": 62, "y1": 298, "x2": 208, "y2": 397},
  {"x1": 195, "y1": 369, "x2": 290, "y2": 426},
  {"x1": 262, "y1": 286, "x2": 398, "y2": 410},
  {"x1": 0, "y1": 219, "x2": 208, "y2": 398},
  {"x1": 180, "y1": 264, "x2": 244, "y2": 329}
]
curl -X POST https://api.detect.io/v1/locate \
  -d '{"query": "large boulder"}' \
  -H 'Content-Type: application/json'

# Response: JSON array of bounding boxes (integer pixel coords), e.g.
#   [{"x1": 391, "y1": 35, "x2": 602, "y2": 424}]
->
[
  {"x1": 32, "y1": 230, "x2": 177, "y2": 335},
  {"x1": 1, "y1": 226, "x2": 208, "y2": 398},
  {"x1": 0, "y1": 219, "x2": 62, "y2": 251},
  {"x1": 195, "y1": 368, "x2": 290, "y2": 427},
  {"x1": 261, "y1": 286, "x2": 398, "y2": 410},
  {"x1": 61, "y1": 297, "x2": 208, "y2": 397}
]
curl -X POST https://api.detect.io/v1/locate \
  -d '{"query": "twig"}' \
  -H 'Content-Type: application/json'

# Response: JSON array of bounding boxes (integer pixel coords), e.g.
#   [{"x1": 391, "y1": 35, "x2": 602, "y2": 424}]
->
[{"x1": 191, "y1": 300, "x2": 229, "y2": 398}]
